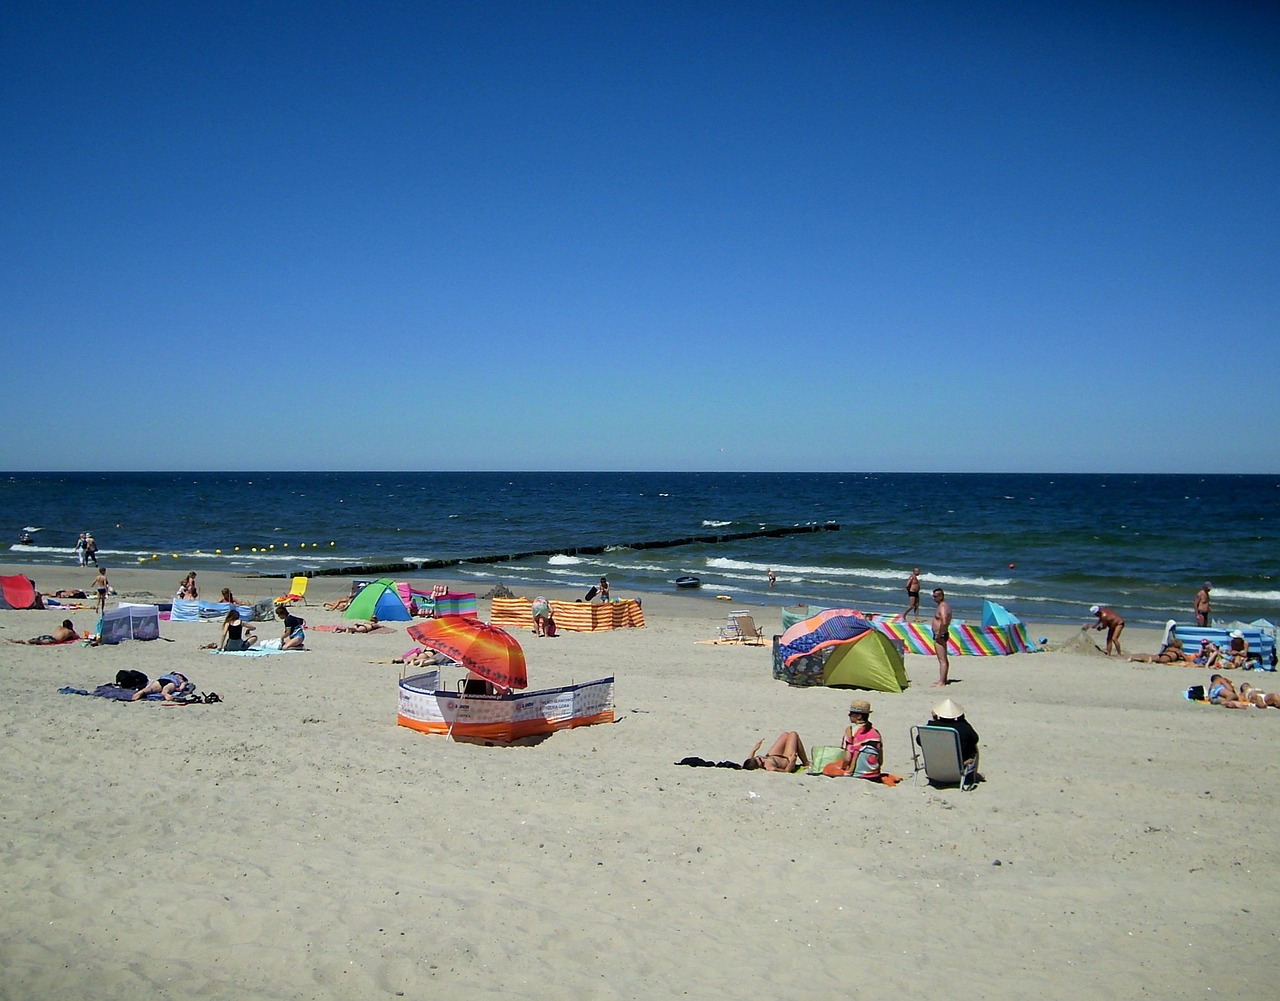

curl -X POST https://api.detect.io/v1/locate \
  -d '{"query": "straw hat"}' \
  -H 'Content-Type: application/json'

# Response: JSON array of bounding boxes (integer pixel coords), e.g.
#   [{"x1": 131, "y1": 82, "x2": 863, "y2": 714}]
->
[
  {"x1": 848, "y1": 699, "x2": 873, "y2": 715},
  {"x1": 933, "y1": 698, "x2": 964, "y2": 719}
]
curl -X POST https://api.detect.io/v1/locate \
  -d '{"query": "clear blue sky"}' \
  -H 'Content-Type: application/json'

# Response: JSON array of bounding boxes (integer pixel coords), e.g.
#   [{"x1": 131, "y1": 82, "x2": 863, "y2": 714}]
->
[{"x1": 3, "y1": 1, "x2": 1276, "y2": 472}]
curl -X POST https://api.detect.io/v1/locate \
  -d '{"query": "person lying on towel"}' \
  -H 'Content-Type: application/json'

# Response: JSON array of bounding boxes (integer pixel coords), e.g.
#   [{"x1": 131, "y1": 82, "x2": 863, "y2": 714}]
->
[
  {"x1": 7, "y1": 619, "x2": 78, "y2": 644},
  {"x1": 131, "y1": 672, "x2": 196, "y2": 702},
  {"x1": 336, "y1": 615, "x2": 380, "y2": 633}
]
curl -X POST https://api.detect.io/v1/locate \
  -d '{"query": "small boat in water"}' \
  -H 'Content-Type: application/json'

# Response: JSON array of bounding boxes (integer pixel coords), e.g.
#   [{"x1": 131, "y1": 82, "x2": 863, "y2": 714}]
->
[{"x1": 674, "y1": 575, "x2": 701, "y2": 589}]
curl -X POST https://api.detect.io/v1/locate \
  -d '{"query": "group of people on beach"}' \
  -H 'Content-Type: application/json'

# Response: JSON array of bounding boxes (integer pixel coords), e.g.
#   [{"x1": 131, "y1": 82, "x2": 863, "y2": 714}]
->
[
  {"x1": 73, "y1": 533, "x2": 98, "y2": 567},
  {"x1": 897, "y1": 569, "x2": 956, "y2": 689},
  {"x1": 1204, "y1": 673, "x2": 1280, "y2": 709},
  {"x1": 1129, "y1": 631, "x2": 1254, "y2": 669},
  {"x1": 745, "y1": 697, "x2": 980, "y2": 783}
]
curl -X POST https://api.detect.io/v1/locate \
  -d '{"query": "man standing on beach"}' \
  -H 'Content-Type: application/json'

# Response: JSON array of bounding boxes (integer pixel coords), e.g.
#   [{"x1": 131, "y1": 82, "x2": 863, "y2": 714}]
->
[
  {"x1": 931, "y1": 588, "x2": 952, "y2": 688},
  {"x1": 1195, "y1": 582, "x2": 1212, "y2": 627},
  {"x1": 904, "y1": 568, "x2": 921, "y2": 619}
]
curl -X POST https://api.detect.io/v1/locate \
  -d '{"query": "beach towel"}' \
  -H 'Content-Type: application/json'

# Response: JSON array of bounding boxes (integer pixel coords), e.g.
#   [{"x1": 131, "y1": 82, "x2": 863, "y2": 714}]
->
[
  {"x1": 311, "y1": 623, "x2": 395, "y2": 634},
  {"x1": 815, "y1": 762, "x2": 903, "y2": 785},
  {"x1": 209, "y1": 647, "x2": 299, "y2": 657},
  {"x1": 85, "y1": 685, "x2": 164, "y2": 701},
  {"x1": 676, "y1": 757, "x2": 744, "y2": 769}
]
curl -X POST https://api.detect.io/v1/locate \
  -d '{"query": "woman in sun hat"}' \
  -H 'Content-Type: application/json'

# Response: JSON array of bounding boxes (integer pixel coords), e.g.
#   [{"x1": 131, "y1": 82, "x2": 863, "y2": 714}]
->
[{"x1": 830, "y1": 699, "x2": 882, "y2": 779}]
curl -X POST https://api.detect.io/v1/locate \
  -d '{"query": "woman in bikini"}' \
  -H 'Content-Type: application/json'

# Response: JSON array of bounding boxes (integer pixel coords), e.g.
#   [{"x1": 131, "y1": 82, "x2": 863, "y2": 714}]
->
[
  {"x1": 336, "y1": 616, "x2": 379, "y2": 633},
  {"x1": 1237, "y1": 682, "x2": 1280, "y2": 708},
  {"x1": 1128, "y1": 638, "x2": 1193, "y2": 664},
  {"x1": 742, "y1": 731, "x2": 810, "y2": 772}
]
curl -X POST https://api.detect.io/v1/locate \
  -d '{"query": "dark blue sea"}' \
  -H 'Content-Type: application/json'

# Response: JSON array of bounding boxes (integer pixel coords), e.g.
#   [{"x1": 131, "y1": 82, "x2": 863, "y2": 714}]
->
[{"x1": 4, "y1": 472, "x2": 1278, "y2": 627}]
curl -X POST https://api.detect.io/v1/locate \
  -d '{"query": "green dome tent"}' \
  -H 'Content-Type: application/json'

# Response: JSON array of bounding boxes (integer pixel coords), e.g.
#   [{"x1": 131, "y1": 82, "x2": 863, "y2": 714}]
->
[
  {"x1": 820, "y1": 630, "x2": 909, "y2": 692},
  {"x1": 343, "y1": 579, "x2": 412, "y2": 622}
]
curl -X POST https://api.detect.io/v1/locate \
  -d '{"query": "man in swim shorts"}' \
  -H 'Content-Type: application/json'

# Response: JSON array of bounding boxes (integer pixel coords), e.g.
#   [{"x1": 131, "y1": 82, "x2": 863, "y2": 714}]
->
[
  {"x1": 1085, "y1": 604, "x2": 1125, "y2": 656},
  {"x1": 1195, "y1": 582, "x2": 1212, "y2": 628},
  {"x1": 931, "y1": 588, "x2": 952, "y2": 688},
  {"x1": 8, "y1": 620, "x2": 78, "y2": 644},
  {"x1": 903, "y1": 567, "x2": 921, "y2": 619}
]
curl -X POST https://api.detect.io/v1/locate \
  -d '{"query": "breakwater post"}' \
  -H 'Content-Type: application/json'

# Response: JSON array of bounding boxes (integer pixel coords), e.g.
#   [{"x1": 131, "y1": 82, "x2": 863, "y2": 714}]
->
[{"x1": 268, "y1": 522, "x2": 840, "y2": 579}]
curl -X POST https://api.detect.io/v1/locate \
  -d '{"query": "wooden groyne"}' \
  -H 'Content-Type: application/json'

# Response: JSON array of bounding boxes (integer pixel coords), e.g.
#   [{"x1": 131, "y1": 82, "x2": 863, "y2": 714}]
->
[{"x1": 280, "y1": 521, "x2": 840, "y2": 579}]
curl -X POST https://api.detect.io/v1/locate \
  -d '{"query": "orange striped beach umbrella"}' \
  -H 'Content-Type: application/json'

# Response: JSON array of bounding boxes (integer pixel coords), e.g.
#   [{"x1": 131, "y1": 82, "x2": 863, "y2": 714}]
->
[{"x1": 407, "y1": 617, "x2": 528, "y2": 691}]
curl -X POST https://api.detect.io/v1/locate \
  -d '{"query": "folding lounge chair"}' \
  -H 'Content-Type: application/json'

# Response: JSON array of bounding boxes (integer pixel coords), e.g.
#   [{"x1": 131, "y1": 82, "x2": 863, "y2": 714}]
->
[
  {"x1": 717, "y1": 611, "x2": 749, "y2": 642},
  {"x1": 733, "y1": 614, "x2": 765, "y2": 646},
  {"x1": 274, "y1": 575, "x2": 310, "y2": 606},
  {"x1": 910, "y1": 724, "x2": 979, "y2": 791}
]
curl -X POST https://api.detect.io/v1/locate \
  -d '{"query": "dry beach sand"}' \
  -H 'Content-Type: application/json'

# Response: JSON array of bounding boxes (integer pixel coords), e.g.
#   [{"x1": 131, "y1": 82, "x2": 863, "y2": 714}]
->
[{"x1": 1, "y1": 565, "x2": 1277, "y2": 1000}]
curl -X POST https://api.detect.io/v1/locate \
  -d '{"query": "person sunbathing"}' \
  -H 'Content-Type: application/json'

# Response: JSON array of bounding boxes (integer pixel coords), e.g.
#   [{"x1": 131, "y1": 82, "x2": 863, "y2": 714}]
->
[
  {"x1": 46, "y1": 589, "x2": 87, "y2": 599},
  {"x1": 1205, "y1": 674, "x2": 1257, "y2": 709},
  {"x1": 397, "y1": 649, "x2": 455, "y2": 668},
  {"x1": 323, "y1": 596, "x2": 353, "y2": 612},
  {"x1": 1237, "y1": 682, "x2": 1280, "y2": 708},
  {"x1": 8, "y1": 619, "x2": 78, "y2": 644},
  {"x1": 1128, "y1": 638, "x2": 1194, "y2": 664},
  {"x1": 742, "y1": 731, "x2": 810, "y2": 772},
  {"x1": 131, "y1": 671, "x2": 196, "y2": 702},
  {"x1": 336, "y1": 616, "x2": 380, "y2": 633}
]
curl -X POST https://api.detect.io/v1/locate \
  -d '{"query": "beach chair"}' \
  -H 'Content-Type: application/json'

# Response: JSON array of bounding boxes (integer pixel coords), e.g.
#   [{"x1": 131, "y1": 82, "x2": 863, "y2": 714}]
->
[
  {"x1": 734, "y1": 614, "x2": 765, "y2": 646},
  {"x1": 717, "y1": 611, "x2": 749, "y2": 642},
  {"x1": 274, "y1": 575, "x2": 310, "y2": 606},
  {"x1": 910, "y1": 725, "x2": 979, "y2": 791}
]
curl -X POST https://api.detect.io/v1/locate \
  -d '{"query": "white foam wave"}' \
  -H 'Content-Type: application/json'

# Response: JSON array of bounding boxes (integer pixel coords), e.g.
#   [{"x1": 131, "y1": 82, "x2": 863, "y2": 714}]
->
[
  {"x1": 1216, "y1": 587, "x2": 1280, "y2": 602},
  {"x1": 703, "y1": 557, "x2": 1009, "y2": 589},
  {"x1": 547, "y1": 554, "x2": 586, "y2": 566},
  {"x1": 22, "y1": 526, "x2": 42, "y2": 533},
  {"x1": 701, "y1": 520, "x2": 732, "y2": 528}
]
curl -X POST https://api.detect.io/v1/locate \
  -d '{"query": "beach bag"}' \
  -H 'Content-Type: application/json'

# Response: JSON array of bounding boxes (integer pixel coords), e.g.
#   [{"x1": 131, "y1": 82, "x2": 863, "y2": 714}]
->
[
  {"x1": 808, "y1": 746, "x2": 845, "y2": 774},
  {"x1": 115, "y1": 670, "x2": 148, "y2": 690}
]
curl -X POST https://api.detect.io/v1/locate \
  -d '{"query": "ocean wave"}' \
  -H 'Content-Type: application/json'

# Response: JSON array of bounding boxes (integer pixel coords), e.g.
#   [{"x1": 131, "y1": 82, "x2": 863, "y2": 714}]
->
[
  {"x1": 1215, "y1": 587, "x2": 1280, "y2": 602},
  {"x1": 701, "y1": 520, "x2": 732, "y2": 528},
  {"x1": 547, "y1": 554, "x2": 587, "y2": 566},
  {"x1": 703, "y1": 557, "x2": 1010, "y2": 589}
]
